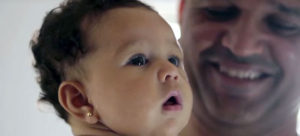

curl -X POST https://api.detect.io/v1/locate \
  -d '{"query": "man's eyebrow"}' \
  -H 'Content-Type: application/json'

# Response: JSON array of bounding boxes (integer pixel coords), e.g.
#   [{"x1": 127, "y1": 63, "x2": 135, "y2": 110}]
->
[
  {"x1": 271, "y1": 1, "x2": 300, "y2": 17},
  {"x1": 192, "y1": 0, "x2": 233, "y2": 4},
  {"x1": 196, "y1": 0, "x2": 230, "y2": 1}
]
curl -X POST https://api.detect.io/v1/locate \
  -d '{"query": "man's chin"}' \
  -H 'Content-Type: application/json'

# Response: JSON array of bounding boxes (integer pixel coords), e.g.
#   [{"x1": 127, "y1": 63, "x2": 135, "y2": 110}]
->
[
  {"x1": 197, "y1": 65, "x2": 278, "y2": 125},
  {"x1": 203, "y1": 101, "x2": 263, "y2": 125}
]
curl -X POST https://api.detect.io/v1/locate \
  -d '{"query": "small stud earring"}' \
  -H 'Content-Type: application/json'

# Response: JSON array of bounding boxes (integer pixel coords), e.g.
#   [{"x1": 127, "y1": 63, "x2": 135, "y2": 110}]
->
[{"x1": 87, "y1": 112, "x2": 92, "y2": 117}]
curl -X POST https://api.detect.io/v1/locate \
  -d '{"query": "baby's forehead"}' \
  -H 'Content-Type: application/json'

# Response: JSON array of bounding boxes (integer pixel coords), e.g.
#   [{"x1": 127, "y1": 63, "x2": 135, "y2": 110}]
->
[
  {"x1": 81, "y1": 7, "x2": 157, "y2": 30},
  {"x1": 82, "y1": 7, "x2": 176, "y2": 50},
  {"x1": 85, "y1": 7, "x2": 162, "y2": 32},
  {"x1": 81, "y1": 7, "x2": 157, "y2": 40}
]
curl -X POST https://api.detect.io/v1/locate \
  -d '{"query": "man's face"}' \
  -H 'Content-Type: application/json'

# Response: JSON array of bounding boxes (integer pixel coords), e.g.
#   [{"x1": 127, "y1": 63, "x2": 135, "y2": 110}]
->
[{"x1": 180, "y1": 0, "x2": 300, "y2": 126}]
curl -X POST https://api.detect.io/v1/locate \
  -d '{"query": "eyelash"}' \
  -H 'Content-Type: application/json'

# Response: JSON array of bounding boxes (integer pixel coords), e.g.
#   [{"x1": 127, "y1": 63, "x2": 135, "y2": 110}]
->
[
  {"x1": 168, "y1": 56, "x2": 180, "y2": 67},
  {"x1": 201, "y1": 7, "x2": 300, "y2": 36},
  {"x1": 201, "y1": 6, "x2": 240, "y2": 22},
  {"x1": 126, "y1": 54, "x2": 181, "y2": 67},
  {"x1": 127, "y1": 54, "x2": 148, "y2": 66},
  {"x1": 265, "y1": 15, "x2": 300, "y2": 36}
]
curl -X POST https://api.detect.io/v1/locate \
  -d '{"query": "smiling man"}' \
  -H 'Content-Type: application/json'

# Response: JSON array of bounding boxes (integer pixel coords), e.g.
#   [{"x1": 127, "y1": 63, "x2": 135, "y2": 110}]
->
[{"x1": 179, "y1": 0, "x2": 300, "y2": 136}]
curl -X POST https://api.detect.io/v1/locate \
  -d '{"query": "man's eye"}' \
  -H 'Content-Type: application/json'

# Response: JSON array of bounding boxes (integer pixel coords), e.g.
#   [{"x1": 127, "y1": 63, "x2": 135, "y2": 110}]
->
[
  {"x1": 168, "y1": 56, "x2": 180, "y2": 67},
  {"x1": 265, "y1": 15, "x2": 300, "y2": 36},
  {"x1": 127, "y1": 54, "x2": 148, "y2": 66},
  {"x1": 202, "y1": 6, "x2": 240, "y2": 22}
]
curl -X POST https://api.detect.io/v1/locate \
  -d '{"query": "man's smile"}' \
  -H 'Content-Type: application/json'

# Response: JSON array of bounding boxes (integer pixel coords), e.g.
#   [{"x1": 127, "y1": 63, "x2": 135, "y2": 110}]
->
[
  {"x1": 199, "y1": 47, "x2": 281, "y2": 99},
  {"x1": 209, "y1": 61, "x2": 271, "y2": 81}
]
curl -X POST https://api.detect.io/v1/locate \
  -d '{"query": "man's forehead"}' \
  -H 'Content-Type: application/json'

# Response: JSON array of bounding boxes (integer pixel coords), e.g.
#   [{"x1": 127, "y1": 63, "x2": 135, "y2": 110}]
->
[
  {"x1": 188, "y1": 0, "x2": 300, "y2": 5},
  {"x1": 188, "y1": 0, "x2": 300, "y2": 16}
]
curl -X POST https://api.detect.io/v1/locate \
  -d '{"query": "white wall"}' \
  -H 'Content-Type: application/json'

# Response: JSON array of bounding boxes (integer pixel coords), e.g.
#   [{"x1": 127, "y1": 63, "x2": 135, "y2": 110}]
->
[{"x1": 0, "y1": 0, "x2": 179, "y2": 136}]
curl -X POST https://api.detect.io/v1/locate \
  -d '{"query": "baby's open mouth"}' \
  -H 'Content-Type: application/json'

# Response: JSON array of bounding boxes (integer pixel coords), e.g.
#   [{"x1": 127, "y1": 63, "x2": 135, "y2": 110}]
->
[{"x1": 162, "y1": 91, "x2": 183, "y2": 111}]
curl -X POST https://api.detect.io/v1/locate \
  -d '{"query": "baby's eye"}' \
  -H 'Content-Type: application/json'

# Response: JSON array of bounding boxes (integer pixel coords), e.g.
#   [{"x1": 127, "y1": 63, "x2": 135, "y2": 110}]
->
[
  {"x1": 168, "y1": 56, "x2": 180, "y2": 67},
  {"x1": 127, "y1": 54, "x2": 148, "y2": 66}
]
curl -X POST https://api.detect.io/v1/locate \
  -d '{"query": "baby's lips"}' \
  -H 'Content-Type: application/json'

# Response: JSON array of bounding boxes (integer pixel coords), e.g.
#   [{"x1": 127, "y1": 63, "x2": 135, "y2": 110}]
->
[{"x1": 162, "y1": 91, "x2": 183, "y2": 111}]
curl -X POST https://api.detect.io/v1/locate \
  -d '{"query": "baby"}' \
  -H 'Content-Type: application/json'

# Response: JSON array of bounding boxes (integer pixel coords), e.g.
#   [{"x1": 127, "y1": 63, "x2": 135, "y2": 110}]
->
[{"x1": 31, "y1": 0, "x2": 192, "y2": 136}]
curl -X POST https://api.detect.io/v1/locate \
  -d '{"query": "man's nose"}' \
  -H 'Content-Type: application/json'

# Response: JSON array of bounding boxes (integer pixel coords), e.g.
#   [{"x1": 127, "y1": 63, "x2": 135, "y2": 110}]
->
[
  {"x1": 157, "y1": 61, "x2": 179, "y2": 83},
  {"x1": 221, "y1": 13, "x2": 264, "y2": 57}
]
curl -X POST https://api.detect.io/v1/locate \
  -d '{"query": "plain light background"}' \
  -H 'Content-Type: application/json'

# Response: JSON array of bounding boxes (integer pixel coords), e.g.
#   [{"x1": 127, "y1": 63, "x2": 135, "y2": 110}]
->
[
  {"x1": 2, "y1": 0, "x2": 300, "y2": 136},
  {"x1": 0, "y1": 0, "x2": 180, "y2": 136}
]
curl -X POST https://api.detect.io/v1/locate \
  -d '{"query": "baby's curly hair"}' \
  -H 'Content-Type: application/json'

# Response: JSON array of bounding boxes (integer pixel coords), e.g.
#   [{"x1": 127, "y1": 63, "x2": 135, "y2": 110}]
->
[{"x1": 31, "y1": 0, "x2": 153, "y2": 123}]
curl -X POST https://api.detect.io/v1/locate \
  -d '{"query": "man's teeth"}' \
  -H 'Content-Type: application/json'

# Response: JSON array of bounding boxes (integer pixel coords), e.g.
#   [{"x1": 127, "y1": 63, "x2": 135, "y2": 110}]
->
[{"x1": 219, "y1": 66, "x2": 260, "y2": 80}]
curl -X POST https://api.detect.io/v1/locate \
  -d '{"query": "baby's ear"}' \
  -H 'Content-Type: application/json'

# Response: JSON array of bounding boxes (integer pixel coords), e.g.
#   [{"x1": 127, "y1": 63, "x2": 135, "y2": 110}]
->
[{"x1": 58, "y1": 81, "x2": 99, "y2": 124}]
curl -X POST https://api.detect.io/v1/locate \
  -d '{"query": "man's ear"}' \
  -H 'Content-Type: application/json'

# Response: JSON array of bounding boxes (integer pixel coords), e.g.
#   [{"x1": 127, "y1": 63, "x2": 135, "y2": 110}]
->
[
  {"x1": 179, "y1": 0, "x2": 185, "y2": 26},
  {"x1": 58, "y1": 81, "x2": 99, "y2": 124}
]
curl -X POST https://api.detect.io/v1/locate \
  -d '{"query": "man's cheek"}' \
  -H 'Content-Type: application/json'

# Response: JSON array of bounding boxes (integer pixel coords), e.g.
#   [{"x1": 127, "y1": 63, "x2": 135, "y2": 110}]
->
[
  {"x1": 191, "y1": 27, "x2": 222, "y2": 51},
  {"x1": 272, "y1": 40, "x2": 300, "y2": 70}
]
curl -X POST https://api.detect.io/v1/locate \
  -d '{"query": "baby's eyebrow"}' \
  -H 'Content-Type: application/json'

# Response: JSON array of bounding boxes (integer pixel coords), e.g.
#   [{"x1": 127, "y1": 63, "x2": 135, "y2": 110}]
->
[
  {"x1": 115, "y1": 41, "x2": 144, "y2": 55},
  {"x1": 115, "y1": 38, "x2": 180, "y2": 56}
]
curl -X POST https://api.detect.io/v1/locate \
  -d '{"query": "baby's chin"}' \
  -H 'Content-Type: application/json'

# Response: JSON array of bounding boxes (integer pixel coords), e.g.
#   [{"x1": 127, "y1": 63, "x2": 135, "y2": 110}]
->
[
  {"x1": 148, "y1": 128, "x2": 181, "y2": 136},
  {"x1": 147, "y1": 120, "x2": 185, "y2": 136}
]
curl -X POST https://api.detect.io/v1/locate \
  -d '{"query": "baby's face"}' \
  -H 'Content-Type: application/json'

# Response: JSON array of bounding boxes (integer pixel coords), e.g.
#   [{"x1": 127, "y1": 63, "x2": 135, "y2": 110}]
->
[{"x1": 81, "y1": 7, "x2": 192, "y2": 136}]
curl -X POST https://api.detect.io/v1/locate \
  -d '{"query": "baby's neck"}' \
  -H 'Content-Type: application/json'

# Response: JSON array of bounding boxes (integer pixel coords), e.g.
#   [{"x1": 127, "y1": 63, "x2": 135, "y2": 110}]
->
[{"x1": 69, "y1": 117, "x2": 119, "y2": 136}]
